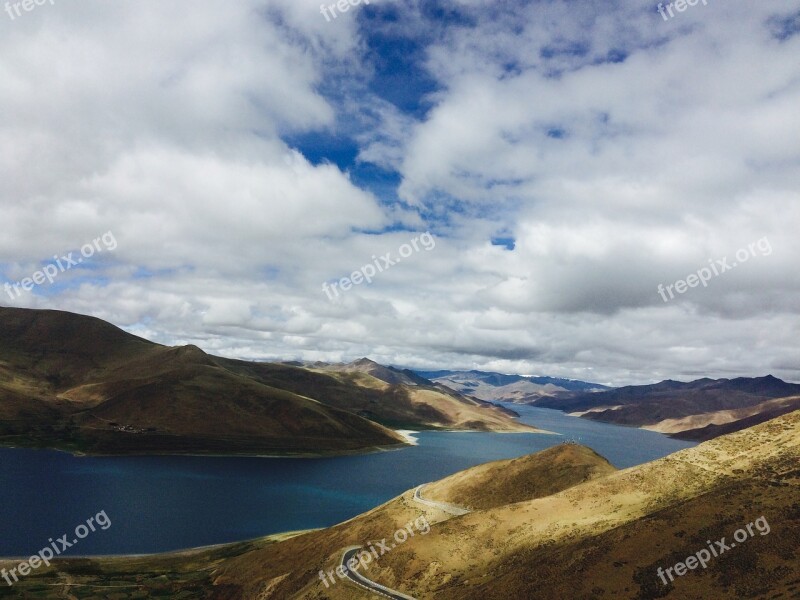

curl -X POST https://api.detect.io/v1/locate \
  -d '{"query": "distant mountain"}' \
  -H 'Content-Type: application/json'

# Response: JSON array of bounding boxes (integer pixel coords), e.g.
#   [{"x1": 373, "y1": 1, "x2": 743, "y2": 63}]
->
[
  {"x1": 416, "y1": 369, "x2": 610, "y2": 403},
  {"x1": 647, "y1": 394, "x2": 800, "y2": 441},
  {"x1": 288, "y1": 358, "x2": 538, "y2": 431},
  {"x1": 324, "y1": 357, "x2": 433, "y2": 387},
  {"x1": 537, "y1": 375, "x2": 800, "y2": 440},
  {"x1": 0, "y1": 307, "x2": 543, "y2": 456}
]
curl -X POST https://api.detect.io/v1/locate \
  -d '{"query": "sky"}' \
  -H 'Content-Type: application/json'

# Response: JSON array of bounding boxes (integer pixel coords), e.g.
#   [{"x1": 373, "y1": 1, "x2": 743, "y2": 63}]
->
[{"x1": 1, "y1": 0, "x2": 799, "y2": 386}]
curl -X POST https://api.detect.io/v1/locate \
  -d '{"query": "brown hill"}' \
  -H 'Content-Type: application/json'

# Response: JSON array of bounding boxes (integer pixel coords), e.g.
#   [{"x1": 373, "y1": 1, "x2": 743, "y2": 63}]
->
[
  {"x1": 0, "y1": 305, "x2": 156, "y2": 387},
  {"x1": 364, "y1": 410, "x2": 800, "y2": 600},
  {"x1": 0, "y1": 307, "x2": 540, "y2": 455},
  {"x1": 423, "y1": 443, "x2": 616, "y2": 510},
  {"x1": 0, "y1": 308, "x2": 402, "y2": 454},
  {"x1": 213, "y1": 410, "x2": 800, "y2": 599}
]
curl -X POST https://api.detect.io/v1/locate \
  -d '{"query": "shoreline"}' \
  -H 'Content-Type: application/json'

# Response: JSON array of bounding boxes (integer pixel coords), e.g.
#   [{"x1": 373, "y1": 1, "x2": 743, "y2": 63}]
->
[
  {"x1": 0, "y1": 529, "x2": 319, "y2": 562},
  {"x1": 0, "y1": 423, "x2": 555, "y2": 458},
  {"x1": 394, "y1": 429, "x2": 419, "y2": 445}
]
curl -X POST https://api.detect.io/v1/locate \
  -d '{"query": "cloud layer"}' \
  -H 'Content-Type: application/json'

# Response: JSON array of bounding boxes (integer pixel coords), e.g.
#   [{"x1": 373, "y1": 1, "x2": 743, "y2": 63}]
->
[{"x1": 2, "y1": 0, "x2": 799, "y2": 385}]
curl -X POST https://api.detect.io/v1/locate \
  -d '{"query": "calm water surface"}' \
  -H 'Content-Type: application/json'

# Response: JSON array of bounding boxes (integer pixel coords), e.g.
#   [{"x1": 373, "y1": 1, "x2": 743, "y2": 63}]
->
[{"x1": 0, "y1": 405, "x2": 695, "y2": 556}]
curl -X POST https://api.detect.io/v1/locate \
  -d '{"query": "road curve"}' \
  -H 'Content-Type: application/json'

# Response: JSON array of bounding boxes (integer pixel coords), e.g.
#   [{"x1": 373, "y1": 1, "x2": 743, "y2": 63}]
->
[
  {"x1": 333, "y1": 486, "x2": 469, "y2": 598},
  {"x1": 340, "y1": 546, "x2": 417, "y2": 600},
  {"x1": 413, "y1": 484, "x2": 471, "y2": 516}
]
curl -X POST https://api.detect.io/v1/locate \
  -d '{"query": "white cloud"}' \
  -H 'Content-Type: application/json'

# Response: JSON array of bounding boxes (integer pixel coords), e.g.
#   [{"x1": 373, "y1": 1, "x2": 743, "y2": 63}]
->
[{"x1": 2, "y1": 0, "x2": 799, "y2": 386}]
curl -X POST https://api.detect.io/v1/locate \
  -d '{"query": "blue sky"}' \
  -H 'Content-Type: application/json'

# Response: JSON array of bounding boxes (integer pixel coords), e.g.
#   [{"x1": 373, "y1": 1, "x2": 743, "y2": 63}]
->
[{"x1": 1, "y1": 0, "x2": 799, "y2": 385}]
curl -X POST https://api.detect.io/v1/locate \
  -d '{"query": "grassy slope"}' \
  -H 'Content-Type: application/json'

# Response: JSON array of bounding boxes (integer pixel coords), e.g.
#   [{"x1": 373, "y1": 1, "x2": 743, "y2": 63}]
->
[
  {"x1": 423, "y1": 444, "x2": 617, "y2": 510},
  {"x1": 370, "y1": 410, "x2": 800, "y2": 600}
]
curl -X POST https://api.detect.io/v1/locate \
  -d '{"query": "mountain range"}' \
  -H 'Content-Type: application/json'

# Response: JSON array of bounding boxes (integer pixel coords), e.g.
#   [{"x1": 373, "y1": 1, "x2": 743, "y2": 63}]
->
[
  {"x1": 0, "y1": 307, "x2": 542, "y2": 456},
  {"x1": 536, "y1": 375, "x2": 800, "y2": 440},
  {"x1": 416, "y1": 369, "x2": 610, "y2": 403},
  {"x1": 4, "y1": 306, "x2": 795, "y2": 453},
  {"x1": 423, "y1": 367, "x2": 800, "y2": 442}
]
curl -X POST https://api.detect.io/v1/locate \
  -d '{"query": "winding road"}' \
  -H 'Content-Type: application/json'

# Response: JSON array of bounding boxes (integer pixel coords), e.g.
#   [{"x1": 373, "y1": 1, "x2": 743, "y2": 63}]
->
[
  {"x1": 335, "y1": 486, "x2": 471, "y2": 598},
  {"x1": 340, "y1": 546, "x2": 417, "y2": 600},
  {"x1": 412, "y1": 484, "x2": 471, "y2": 516}
]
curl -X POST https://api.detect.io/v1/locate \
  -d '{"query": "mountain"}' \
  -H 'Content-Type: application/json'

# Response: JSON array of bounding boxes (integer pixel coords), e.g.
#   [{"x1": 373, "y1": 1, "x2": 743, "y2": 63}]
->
[
  {"x1": 20, "y1": 410, "x2": 800, "y2": 599},
  {"x1": 421, "y1": 443, "x2": 616, "y2": 510},
  {"x1": 537, "y1": 375, "x2": 800, "y2": 439},
  {"x1": 653, "y1": 394, "x2": 800, "y2": 441},
  {"x1": 417, "y1": 369, "x2": 609, "y2": 402},
  {"x1": 325, "y1": 358, "x2": 433, "y2": 387},
  {"x1": 0, "y1": 307, "x2": 405, "y2": 455},
  {"x1": 357, "y1": 409, "x2": 800, "y2": 600},
  {"x1": 0, "y1": 307, "x2": 541, "y2": 456},
  {"x1": 223, "y1": 359, "x2": 541, "y2": 433}
]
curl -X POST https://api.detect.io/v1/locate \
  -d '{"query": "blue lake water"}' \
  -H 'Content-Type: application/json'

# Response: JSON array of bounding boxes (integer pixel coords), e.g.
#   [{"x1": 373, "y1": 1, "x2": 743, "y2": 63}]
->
[{"x1": 0, "y1": 405, "x2": 695, "y2": 556}]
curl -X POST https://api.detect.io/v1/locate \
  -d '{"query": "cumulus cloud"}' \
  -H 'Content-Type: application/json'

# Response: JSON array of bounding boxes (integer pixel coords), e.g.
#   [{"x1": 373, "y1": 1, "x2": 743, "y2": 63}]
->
[{"x1": 1, "y1": 0, "x2": 799, "y2": 385}]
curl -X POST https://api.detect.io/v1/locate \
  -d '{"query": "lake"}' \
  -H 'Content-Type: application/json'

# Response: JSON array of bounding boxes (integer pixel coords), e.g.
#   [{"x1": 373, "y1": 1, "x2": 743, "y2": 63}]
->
[{"x1": 0, "y1": 405, "x2": 695, "y2": 556}]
